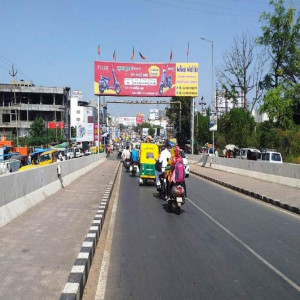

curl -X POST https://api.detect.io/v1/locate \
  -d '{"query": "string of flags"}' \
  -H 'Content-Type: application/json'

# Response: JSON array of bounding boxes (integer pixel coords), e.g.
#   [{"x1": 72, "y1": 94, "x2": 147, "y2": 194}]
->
[{"x1": 96, "y1": 42, "x2": 190, "y2": 61}]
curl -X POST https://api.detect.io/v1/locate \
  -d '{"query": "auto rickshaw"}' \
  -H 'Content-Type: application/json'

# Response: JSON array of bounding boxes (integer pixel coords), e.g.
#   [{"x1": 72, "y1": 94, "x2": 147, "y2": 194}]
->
[{"x1": 139, "y1": 143, "x2": 159, "y2": 185}]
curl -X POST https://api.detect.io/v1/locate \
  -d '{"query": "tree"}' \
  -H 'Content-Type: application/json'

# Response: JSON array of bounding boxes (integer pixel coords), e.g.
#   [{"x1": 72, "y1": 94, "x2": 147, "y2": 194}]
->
[
  {"x1": 195, "y1": 109, "x2": 211, "y2": 146},
  {"x1": 217, "y1": 32, "x2": 266, "y2": 111},
  {"x1": 257, "y1": 0, "x2": 300, "y2": 87},
  {"x1": 165, "y1": 96, "x2": 192, "y2": 139},
  {"x1": 28, "y1": 118, "x2": 46, "y2": 146},
  {"x1": 260, "y1": 83, "x2": 295, "y2": 129},
  {"x1": 218, "y1": 108, "x2": 257, "y2": 147}
]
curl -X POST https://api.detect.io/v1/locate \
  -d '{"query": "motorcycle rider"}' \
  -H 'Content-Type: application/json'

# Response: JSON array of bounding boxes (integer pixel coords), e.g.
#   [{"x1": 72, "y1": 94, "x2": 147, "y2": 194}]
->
[
  {"x1": 122, "y1": 146, "x2": 131, "y2": 167},
  {"x1": 169, "y1": 145, "x2": 187, "y2": 198},
  {"x1": 130, "y1": 146, "x2": 139, "y2": 165},
  {"x1": 155, "y1": 142, "x2": 171, "y2": 198}
]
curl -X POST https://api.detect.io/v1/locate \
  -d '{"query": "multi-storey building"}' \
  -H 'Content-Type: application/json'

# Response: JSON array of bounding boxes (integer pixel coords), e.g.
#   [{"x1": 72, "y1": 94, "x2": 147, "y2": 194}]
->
[{"x1": 0, "y1": 81, "x2": 71, "y2": 139}]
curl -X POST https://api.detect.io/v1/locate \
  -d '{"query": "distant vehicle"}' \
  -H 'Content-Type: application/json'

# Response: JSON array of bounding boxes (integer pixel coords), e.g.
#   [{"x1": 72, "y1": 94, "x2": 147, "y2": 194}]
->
[
  {"x1": 0, "y1": 158, "x2": 21, "y2": 174},
  {"x1": 240, "y1": 148, "x2": 261, "y2": 160},
  {"x1": 66, "y1": 151, "x2": 74, "y2": 159},
  {"x1": 39, "y1": 149, "x2": 59, "y2": 166},
  {"x1": 260, "y1": 150, "x2": 282, "y2": 163},
  {"x1": 180, "y1": 150, "x2": 190, "y2": 178}
]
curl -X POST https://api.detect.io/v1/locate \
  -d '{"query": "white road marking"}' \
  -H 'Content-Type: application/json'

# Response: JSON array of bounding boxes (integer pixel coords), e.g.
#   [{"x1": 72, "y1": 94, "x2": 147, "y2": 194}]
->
[
  {"x1": 187, "y1": 198, "x2": 300, "y2": 293},
  {"x1": 95, "y1": 168, "x2": 121, "y2": 300}
]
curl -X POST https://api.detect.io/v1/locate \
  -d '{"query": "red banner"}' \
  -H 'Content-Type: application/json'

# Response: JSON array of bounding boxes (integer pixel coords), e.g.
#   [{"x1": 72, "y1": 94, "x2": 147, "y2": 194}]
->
[
  {"x1": 94, "y1": 61, "x2": 198, "y2": 97},
  {"x1": 48, "y1": 122, "x2": 64, "y2": 129}
]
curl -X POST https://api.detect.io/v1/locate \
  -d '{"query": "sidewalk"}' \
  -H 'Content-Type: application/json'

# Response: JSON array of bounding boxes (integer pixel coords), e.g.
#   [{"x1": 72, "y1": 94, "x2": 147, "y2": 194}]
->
[
  {"x1": 0, "y1": 158, "x2": 119, "y2": 300},
  {"x1": 190, "y1": 163, "x2": 300, "y2": 215}
]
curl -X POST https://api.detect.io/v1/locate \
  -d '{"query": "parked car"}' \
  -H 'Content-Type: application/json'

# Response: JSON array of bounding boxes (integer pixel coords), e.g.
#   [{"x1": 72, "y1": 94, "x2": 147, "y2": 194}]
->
[
  {"x1": 260, "y1": 150, "x2": 282, "y2": 163},
  {"x1": 0, "y1": 158, "x2": 22, "y2": 175},
  {"x1": 239, "y1": 148, "x2": 261, "y2": 160},
  {"x1": 180, "y1": 149, "x2": 190, "y2": 178}
]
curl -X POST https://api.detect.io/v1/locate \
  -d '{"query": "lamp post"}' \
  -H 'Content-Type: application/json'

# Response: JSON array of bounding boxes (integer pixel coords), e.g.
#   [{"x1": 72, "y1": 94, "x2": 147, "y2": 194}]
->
[{"x1": 201, "y1": 37, "x2": 215, "y2": 151}]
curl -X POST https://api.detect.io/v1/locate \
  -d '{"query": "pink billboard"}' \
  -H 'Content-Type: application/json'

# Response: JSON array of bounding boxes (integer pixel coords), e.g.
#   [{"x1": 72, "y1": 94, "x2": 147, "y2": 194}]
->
[{"x1": 94, "y1": 61, "x2": 198, "y2": 97}]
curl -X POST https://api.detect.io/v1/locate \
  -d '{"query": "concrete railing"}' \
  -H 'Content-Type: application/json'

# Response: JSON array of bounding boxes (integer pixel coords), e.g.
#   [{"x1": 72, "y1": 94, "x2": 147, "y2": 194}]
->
[
  {"x1": 0, "y1": 153, "x2": 106, "y2": 228},
  {"x1": 188, "y1": 154, "x2": 300, "y2": 189}
]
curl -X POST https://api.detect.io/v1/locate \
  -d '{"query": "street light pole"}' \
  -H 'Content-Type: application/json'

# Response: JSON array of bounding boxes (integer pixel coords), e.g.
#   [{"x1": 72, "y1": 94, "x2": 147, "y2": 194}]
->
[{"x1": 201, "y1": 37, "x2": 214, "y2": 150}]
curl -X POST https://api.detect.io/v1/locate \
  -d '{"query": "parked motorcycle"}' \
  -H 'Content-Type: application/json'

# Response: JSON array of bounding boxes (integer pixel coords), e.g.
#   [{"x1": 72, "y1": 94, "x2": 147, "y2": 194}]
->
[
  {"x1": 168, "y1": 183, "x2": 185, "y2": 215},
  {"x1": 124, "y1": 159, "x2": 131, "y2": 172},
  {"x1": 130, "y1": 161, "x2": 139, "y2": 177}
]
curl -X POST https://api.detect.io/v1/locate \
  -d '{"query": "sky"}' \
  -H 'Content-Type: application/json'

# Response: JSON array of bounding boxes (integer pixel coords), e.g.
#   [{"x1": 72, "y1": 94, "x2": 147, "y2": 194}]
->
[{"x1": 1, "y1": 0, "x2": 299, "y2": 118}]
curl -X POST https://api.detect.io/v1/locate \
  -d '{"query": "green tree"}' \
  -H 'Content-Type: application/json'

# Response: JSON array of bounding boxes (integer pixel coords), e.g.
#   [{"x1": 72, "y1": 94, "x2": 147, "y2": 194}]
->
[
  {"x1": 218, "y1": 108, "x2": 257, "y2": 147},
  {"x1": 71, "y1": 126, "x2": 76, "y2": 138},
  {"x1": 257, "y1": 0, "x2": 300, "y2": 87},
  {"x1": 195, "y1": 109, "x2": 211, "y2": 146},
  {"x1": 28, "y1": 118, "x2": 46, "y2": 146},
  {"x1": 165, "y1": 96, "x2": 192, "y2": 140},
  {"x1": 260, "y1": 83, "x2": 295, "y2": 129}
]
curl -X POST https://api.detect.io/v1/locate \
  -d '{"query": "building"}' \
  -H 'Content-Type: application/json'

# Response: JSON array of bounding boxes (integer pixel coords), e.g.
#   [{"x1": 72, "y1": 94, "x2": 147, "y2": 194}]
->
[
  {"x1": 70, "y1": 91, "x2": 97, "y2": 127},
  {"x1": 0, "y1": 81, "x2": 71, "y2": 139},
  {"x1": 215, "y1": 90, "x2": 245, "y2": 116}
]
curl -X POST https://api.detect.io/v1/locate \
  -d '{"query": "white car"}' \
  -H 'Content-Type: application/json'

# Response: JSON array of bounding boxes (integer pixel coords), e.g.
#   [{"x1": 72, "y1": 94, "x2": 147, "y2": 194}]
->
[{"x1": 180, "y1": 150, "x2": 190, "y2": 178}]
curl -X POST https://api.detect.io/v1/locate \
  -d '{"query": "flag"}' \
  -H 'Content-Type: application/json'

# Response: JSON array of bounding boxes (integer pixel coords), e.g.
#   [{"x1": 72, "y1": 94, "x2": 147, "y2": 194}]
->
[
  {"x1": 97, "y1": 44, "x2": 100, "y2": 55},
  {"x1": 131, "y1": 46, "x2": 134, "y2": 60},
  {"x1": 187, "y1": 42, "x2": 189, "y2": 57},
  {"x1": 113, "y1": 50, "x2": 116, "y2": 61},
  {"x1": 170, "y1": 50, "x2": 173, "y2": 62},
  {"x1": 139, "y1": 51, "x2": 146, "y2": 60}
]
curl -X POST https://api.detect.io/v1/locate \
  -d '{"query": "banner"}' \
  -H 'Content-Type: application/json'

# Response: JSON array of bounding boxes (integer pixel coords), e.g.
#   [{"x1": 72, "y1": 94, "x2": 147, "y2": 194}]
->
[
  {"x1": 76, "y1": 123, "x2": 94, "y2": 142},
  {"x1": 94, "y1": 61, "x2": 198, "y2": 97},
  {"x1": 209, "y1": 111, "x2": 217, "y2": 131},
  {"x1": 48, "y1": 122, "x2": 64, "y2": 129}
]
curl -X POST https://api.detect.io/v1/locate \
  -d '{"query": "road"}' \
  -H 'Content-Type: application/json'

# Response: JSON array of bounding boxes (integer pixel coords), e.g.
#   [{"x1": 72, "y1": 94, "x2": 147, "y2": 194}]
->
[{"x1": 85, "y1": 163, "x2": 300, "y2": 300}]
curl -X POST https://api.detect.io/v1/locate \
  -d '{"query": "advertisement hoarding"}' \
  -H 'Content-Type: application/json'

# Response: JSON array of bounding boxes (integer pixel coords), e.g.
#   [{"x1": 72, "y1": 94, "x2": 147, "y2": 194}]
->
[
  {"x1": 136, "y1": 112, "x2": 143, "y2": 125},
  {"x1": 209, "y1": 111, "x2": 217, "y2": 131},
  {"x1": 76, "y1": 123, "x2": 94, "y2": 142},
  {"x1": 94, "y1": 61, "x2": 198, "y2": 97},
  {"x1": 48, "y1": 122, "x2": 64, "y2": 129}
]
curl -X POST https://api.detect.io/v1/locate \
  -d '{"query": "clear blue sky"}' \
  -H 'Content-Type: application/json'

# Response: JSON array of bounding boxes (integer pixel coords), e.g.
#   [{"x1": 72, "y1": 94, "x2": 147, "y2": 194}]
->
[{"x1": 1, "y1": 0, "x2": 299, "y2": 117}]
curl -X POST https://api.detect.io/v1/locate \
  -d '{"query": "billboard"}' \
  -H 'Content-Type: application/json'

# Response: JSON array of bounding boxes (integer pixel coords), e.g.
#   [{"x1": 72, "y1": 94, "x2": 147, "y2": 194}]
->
[
  {"x1": 48, "y1": 122, "x2": 64, "y2": 129},
  {"x1": 136, "y1": 112, "x2": 143, "y2": 125},
  {"x1": 209, "y1": 111, "x2": 217, "y2": 131},
  {"x1": 94, "y1": 61, "x2": 198, "y2": 97},
  {"x1": 76, "y1": 123, "x2": 94, "y2": 142}
]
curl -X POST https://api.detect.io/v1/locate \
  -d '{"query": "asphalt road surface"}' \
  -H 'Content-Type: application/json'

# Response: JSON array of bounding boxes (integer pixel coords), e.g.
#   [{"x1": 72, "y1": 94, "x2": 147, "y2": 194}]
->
[{"x1": 91, "y1": 165, "x2": 300, "y2": 300}]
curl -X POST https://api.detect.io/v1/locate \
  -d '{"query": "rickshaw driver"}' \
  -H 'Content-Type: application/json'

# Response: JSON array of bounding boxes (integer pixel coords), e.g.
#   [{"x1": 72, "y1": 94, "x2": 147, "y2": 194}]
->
[{"x1": 155, "y1": 142, "x2": 171, "y2": 191}]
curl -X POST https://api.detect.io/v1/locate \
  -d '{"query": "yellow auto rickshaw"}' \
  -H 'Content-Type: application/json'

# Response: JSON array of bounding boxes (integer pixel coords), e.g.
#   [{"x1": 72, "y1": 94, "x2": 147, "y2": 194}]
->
[
  {"x1": 139, "y1": 143, "x2": 159, "y2": 185},
  {"x1": 39, "y1": 149, "x2": 58, "y2": 166}
]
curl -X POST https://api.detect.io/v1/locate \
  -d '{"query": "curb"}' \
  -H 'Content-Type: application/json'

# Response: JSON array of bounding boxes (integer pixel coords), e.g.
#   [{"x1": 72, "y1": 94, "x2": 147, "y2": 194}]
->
[
  {"x1": 190, "y1": 169, "x2": 300, "y2": 216},
  {"x1": 60, "y1": 162, "x2": 120, "y2": 300}
]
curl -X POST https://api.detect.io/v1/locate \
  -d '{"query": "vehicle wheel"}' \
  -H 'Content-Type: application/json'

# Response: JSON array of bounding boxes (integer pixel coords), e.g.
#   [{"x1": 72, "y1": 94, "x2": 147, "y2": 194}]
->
[
  {"x1": 159, "y1": 86, "x2": 163, "y2": 95},
  {"x1": 185, "y1": 174, "x2": 189, "y2": 178},
  {"x1": 115, "y1": 84, "x2": 121, "y2": 94},
  {"x1": 176, "y1": 206, "x2": 181, "y2": 215}
]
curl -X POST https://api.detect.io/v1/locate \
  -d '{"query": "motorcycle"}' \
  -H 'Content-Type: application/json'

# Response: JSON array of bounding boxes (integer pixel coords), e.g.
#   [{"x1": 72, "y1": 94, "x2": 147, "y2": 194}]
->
[
  {"x1": 124, "y1": 159, "x2": 131, "y2": 172},
  {"x1": 157, "y1": 172, "x2": 168, "y2": 199},
  {"x1": 99, "y1": 67, "x2": 121, "y2": 94},
  {"x1": 168, "y1": 183, "x2": 185, "y2": 215},
  {"x1": 130, "y1": 161, "x2": 139, "y2": 177},
  {"x1": 117, "y1": 149, "x2": 122, "y2": 159}
]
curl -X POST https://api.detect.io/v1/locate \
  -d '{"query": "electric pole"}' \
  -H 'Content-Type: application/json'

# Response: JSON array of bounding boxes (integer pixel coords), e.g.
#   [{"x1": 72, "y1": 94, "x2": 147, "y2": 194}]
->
[{"x1": 9, "y1": 65, "x2": 19, "y2": 147}]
